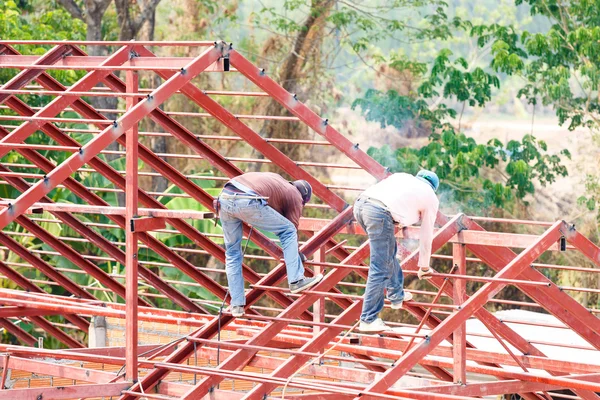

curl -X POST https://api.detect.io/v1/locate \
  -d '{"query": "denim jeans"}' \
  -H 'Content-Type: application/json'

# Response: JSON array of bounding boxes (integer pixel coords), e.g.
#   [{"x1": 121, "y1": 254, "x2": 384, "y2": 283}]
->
[
  {"x1": 354, "y1": 197, "x2": 406, "y2": 323},
  {"x1": 219, "y1": 195, "x2": 305, "y2": 306}
]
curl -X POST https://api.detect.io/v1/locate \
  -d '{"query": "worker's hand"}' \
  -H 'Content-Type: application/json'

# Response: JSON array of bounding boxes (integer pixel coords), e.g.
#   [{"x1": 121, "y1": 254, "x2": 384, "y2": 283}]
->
[
  {"x1": 417, "y1": 266, "x2": 434, "y2": 280},
  {"x1": 299, "y1": 252, "x2": 308, "y2": 263}
]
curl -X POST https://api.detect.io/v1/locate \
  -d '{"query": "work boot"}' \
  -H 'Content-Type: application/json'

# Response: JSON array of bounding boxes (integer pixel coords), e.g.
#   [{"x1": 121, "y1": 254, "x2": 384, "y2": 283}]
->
[
  {"x1": 289, "y1": 274, "x2": 323, "y2": 294},
  {"x1": 359, "y1": 318, "x2": 390, "y2": 333},
  {"x1": 228, "y1": 305, "x2": 244, "y2": 318},
  {"x1": 390, "y1": 291, "x2": 413, "y2": 310},
  {"x1": 417, "y1": 267, "x2": 434, "y2": 279}
]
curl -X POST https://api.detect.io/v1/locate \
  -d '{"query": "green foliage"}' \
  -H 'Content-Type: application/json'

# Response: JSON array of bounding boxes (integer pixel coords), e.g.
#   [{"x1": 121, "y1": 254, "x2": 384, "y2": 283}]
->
[
  {"x1": 0, "y1": 1, "x2": 85, "y2": 43},
  {"x1": 350, "y1": 0, "x2": 573, "y2": 213},
  {"x1": 368, "y1": 131, "x2": 569, "y2": 211},
  {"x1": 419, "y1": 49, "x2": 501, "y2": 107},
  {"x1": 353, "y1": 45, "x2": 503, "y2": 132},
  {"x1": 474, "y1": 0, "x2": 600, "y2": 220},
  {"x1": 578, "y1": 174, "x2": 600, "y2": 224},
  {"x1": 352, "y1": 89, "x2": 442, "y2": 130},
  {"x1": 482, "y1": 1, "x2": 600, "y2": 130},
  {"x1": 0, "y1": 1, "x2": 86, "y2": 107}
]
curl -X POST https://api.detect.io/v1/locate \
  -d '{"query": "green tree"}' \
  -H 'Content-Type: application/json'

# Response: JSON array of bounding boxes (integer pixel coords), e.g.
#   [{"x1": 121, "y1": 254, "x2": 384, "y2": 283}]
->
[
  {"x1": 242, "y1": 0, "x2": 465, "y2": 165},
  {"x1": 352, "y1": 37, "x2": 570, "y2": 214},
  {"x1": 479, "y1": 0, "x2": 600, "y2": 224}
]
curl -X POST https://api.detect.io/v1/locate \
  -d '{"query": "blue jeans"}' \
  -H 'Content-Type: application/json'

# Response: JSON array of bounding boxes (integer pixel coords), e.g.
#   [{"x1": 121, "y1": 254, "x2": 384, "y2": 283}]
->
[
  {"x1": 219, "y1": 195, "x2": 305, "y2": 306},
  {"x1": 354, "y1": 197, "x2": 406, "y2": 323}
]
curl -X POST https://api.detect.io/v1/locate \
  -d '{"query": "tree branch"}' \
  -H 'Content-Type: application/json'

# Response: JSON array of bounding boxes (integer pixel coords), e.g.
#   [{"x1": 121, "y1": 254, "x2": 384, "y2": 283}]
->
[
  {"x1": 57, "y1": 0, "x2": 84, "y2": 20},
  {"x1": 133, "y1": 0, "x2": 162, "y2": 35}
]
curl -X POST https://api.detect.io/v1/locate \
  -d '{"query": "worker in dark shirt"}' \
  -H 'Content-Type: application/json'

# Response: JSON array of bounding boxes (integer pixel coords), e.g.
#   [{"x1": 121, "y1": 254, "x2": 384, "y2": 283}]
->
[{"x1": 218, "y1": 172, "x2": 323, "y2": 317}]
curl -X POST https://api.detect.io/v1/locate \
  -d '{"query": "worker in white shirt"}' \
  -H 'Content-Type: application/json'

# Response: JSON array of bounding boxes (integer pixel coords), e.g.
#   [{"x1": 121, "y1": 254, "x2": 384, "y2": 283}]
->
[{"x1": 354, "y1": 170, "x2": 440, "y2": 333}]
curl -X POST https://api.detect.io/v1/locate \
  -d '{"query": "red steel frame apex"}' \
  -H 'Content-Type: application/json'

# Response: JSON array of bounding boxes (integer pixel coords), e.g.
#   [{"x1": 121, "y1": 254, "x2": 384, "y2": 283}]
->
[{"x1": 0, "y1": 40, "x2": 598, "y2": 400}]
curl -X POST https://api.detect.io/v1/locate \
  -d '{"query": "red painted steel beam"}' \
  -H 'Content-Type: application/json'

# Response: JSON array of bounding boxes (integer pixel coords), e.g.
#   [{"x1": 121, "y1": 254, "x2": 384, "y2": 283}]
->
[
  {"x1": 0, "y1": 44, "x2": 223, "y2": 230},
  {"x1": 421, "y1": 360, "x2": 600, "y2": 393},
  {"x1": 125, "y1": 69, "x2": 139, "y2": 382},
  {"x1": 0, "y1": 44, "x2": 73, "y2": 105},
  {"x1": 131, "y1": 216, "x2": 166, "y2": 232},
  {"x1": 358, "y1": 221, "x2": 563, "y2": 398},
  {"x1": 0, "y1": 291, "x2": 214, "y2": 328},
  {"x1": 5, "y1": 202, "x2": 213, "y2": 220},
  {"x1": 228, "y1": 49, "x2": 388, "y2": 181},
  {"x1": 63, "y1": 344, "x2": 176, "y2": 358},
  {"x1": 0, "y1": 232, "x2": 92, "y2": 300},
  {"x1": 564, "y1": 228, "x2": 600, "y2": 267},
  {"x1": 0, "y1": 354, "x2": 8, "y2": 390},
  {"x1": 157, "y1": 382, "x2": 243, "y2": 399},
  {"x1": 301, "y1": 218, "x2": 569, "y2": 250},
  {"x1": 192, "y1": 346, "x2": 379, "y2": 385},
  {"x1": 411, "y1": 374, "x2": 600, "y2": 397},
  {"x1": 0, "y1": 319, "x2": 36, "y2": 346},
  {"x1": 452, "y1": 243, "x2": 466, "y2": 385},
  {"x1": 460, "y1": 217, "x2": 600, "y2": 349},
  {"x1": 3, "y1": 355, "x2": 120, "y2": 384},
  {"x1": 0, "y1": 383, "x2": 130, "y2": 400},
  {"x1": 0, "y1": 307, "x2": 55, "y2": 318},
  {"x1": 121, "y1": 208, "x2": 357, "y2": 399},
  {"x1": 0, "y1": 55, "x2": 228, "y2": 71},
  {"x1": 0, "y1": 40, "x2": 215, "y2": 45},
  {"x1": 28, "y1": 315, "x2": 84, "y2": 348},
  {"x1": 415, "y1": 380, "x2": 561, "y2": 398},
  {"x1": 0, "y1": 260, "x2": 90, "y2": 332}
]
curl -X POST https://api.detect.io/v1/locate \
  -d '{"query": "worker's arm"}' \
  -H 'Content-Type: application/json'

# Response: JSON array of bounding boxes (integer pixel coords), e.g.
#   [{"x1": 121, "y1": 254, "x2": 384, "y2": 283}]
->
[{"x1": 417, "y1": 196, "x2": 439, "y2": 269}]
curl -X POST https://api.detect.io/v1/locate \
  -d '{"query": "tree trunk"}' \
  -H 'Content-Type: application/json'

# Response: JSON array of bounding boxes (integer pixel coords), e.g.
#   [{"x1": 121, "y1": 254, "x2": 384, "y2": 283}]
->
[
  {"x1": 256, "y1": 0, "x2": 334, "y2": 173},
  {"x1": 139, "y1": 6, "x2": 168, "y2": 193}
]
